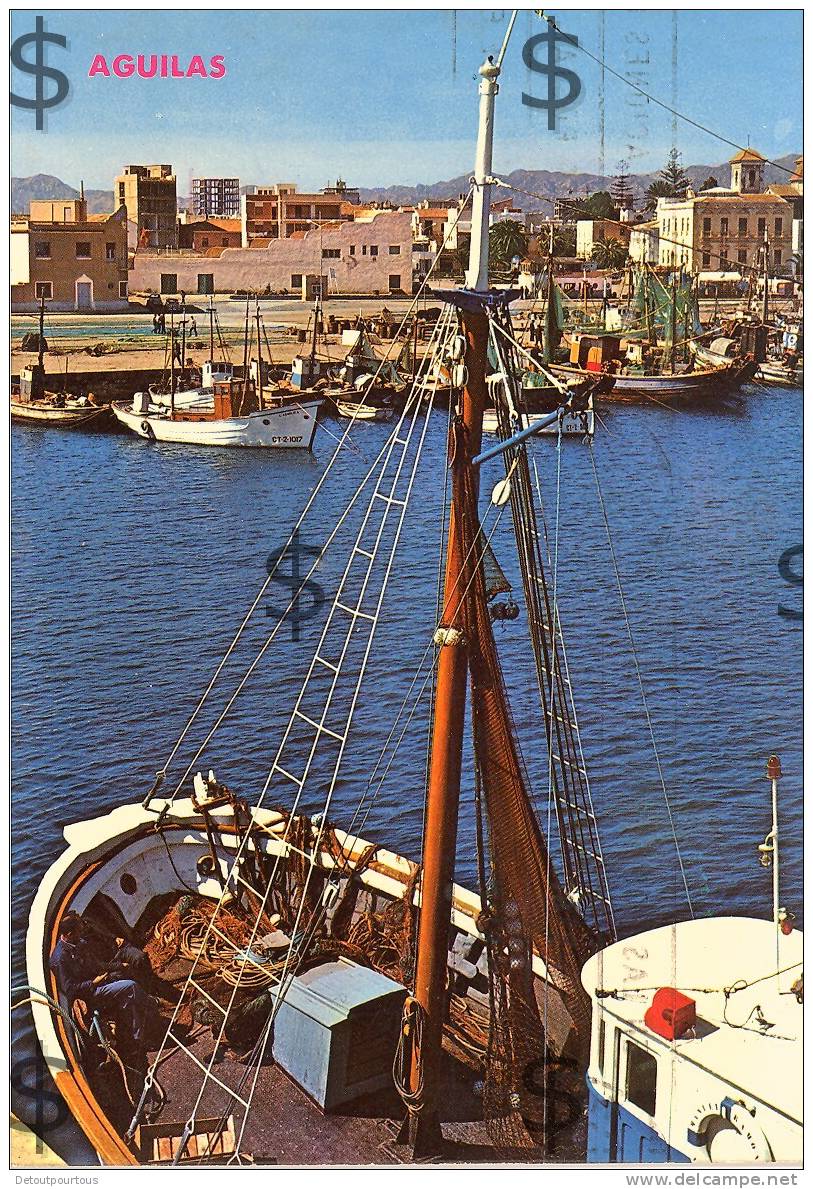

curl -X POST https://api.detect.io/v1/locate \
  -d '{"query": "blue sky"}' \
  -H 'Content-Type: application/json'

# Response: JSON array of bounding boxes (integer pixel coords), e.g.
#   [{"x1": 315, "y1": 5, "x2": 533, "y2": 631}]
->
[{"x1": 11, "y1": 9, "x2": 803, "y2": 192}]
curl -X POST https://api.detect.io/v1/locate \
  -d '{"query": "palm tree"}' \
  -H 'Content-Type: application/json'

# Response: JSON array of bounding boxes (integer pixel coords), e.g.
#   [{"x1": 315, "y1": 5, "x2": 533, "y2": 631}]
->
[
  {"x1": 591, "y1": 235, "x2": 628, "y2": 271},
  {"x1": 489, "y1": 221, "x2": 529, "y2": 271}
]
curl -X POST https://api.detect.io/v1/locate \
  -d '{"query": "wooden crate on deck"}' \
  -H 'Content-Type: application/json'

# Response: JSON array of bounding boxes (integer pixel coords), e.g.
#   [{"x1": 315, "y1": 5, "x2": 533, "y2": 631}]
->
[{"x1": 137, "y1": 1115, "x2": 236, "y2": 1163}]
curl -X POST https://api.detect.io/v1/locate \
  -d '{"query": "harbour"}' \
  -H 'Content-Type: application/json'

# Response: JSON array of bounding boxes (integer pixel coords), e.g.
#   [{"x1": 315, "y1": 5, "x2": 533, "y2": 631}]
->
[
  {"x1": 10, "y1": 6, "x2": 803, "y2": 1171},
  {"x1": 12, "y1": 373, "x2": 802, "y2": 1163}
]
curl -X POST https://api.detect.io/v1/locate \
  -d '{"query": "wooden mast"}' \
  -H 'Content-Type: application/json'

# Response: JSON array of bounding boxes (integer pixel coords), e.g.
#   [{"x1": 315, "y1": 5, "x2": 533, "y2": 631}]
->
[{"x1": 404, "y1": 53, "x2": 500, "y2": 1157}]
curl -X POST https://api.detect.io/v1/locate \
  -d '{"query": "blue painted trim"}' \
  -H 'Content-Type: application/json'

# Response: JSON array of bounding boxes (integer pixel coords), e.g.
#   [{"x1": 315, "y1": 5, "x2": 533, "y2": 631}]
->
[{"x1": 587, "y1": 1078, "x2": 692, "y2": 1164}]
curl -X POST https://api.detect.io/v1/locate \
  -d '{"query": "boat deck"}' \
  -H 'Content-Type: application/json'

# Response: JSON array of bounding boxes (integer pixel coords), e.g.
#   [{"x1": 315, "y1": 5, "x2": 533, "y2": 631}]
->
[{"x1": 88, "y1": 950, "x2": 583, "y2": 1166}]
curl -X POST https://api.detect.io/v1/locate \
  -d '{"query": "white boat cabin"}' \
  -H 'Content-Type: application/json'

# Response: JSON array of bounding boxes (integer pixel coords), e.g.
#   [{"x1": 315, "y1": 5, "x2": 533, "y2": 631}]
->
[{"x1": 581, "y1": 917, "x2": 802, "y2": 1164}]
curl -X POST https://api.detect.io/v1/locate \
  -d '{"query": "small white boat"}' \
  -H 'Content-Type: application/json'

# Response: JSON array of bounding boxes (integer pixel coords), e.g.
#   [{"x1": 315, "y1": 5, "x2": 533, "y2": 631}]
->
[
  {"x1": 756, "y1": 358, "x2": 804, "y2": 387},
  {"x1": 334, "y1": 399, "x2": 393, "y2": 422},
  {"x1": 482, "y1": 401, "x2": 594, "y2": 438},
  {"x1": 112, "y1": 389, "x2": 321, "y2": 449}
]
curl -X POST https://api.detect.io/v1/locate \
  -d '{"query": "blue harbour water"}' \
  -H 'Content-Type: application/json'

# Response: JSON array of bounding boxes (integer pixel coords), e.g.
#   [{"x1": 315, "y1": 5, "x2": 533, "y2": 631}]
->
[{"x1": 11, "y1": 382, "x2": 802, "y2": 1160}]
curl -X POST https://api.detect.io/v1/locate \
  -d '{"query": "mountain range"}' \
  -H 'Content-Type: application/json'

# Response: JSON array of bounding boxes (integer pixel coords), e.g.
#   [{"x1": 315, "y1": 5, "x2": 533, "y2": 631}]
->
[{"x1": 12, "y1": 155, "x2": 800, "y2": 218}]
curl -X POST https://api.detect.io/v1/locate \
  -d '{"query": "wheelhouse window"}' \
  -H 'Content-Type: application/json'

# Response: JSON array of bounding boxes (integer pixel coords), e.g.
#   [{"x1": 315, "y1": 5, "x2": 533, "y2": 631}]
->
[
  {"x1": 596, "y1": 1016, "x2": 606, "y2": 1077},
  {"x1": 625, "y1": 1040, "x2": 657, "y2": 1117}
]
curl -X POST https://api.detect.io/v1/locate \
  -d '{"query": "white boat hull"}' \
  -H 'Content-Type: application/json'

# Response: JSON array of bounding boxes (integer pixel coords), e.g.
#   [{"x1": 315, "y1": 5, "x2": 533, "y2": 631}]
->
[
  {"x1": 26, "y1": 797, "x2": 571, "y2": 1164},
  {"x1": 482, "y1": 405, "x2": 594, "y2": 437},
  {"x1": 112, "y1": 400, "x2": 320, "y2": 449}
]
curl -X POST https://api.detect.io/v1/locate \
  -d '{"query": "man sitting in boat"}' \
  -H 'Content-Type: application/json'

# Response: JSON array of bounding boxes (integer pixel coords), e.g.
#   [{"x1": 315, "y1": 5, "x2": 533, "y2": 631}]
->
[{"x1": 49, "y1": 912, "x2": 157, "y2": 1055}]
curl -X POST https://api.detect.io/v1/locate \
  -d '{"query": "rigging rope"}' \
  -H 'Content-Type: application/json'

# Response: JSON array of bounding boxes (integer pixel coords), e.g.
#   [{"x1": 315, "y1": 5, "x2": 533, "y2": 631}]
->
[
  {"x1": 144, "y1": 194, "x2": 475, "y2": 805},
  {"x1": 165, "y1": 308, "x2": 456, "y2": 803},
  {"x1": 587, "y1": 439, "x2": 695, "y2": 917},
  {"x1": 541, "y1": 13, "x2": 799, "y2": 180}
]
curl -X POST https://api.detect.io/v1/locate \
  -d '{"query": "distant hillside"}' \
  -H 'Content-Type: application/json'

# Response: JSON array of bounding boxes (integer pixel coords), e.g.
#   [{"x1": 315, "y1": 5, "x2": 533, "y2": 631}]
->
[
  {"x1": 11, "y1": 174, "x2": 114, "y2": 216},
  {"x1": 356, "y1": 155, "x2": 800, "y2": 211},
  {"x1": 12, "y1": 154, "x2": 799, "y2": 218}
]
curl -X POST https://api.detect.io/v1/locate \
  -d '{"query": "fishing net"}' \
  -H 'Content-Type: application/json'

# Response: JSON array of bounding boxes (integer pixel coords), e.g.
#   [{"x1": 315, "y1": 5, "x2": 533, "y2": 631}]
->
[{"x1": 455, "y1": 434, "x2": 595, "y2": 1154}]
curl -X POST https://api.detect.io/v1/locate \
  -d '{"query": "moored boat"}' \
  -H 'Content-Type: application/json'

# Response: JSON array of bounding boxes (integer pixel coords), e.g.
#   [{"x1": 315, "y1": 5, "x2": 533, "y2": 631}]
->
[
  {"x1": 111, "y1": 390, "x2": 321, "y2": 449},
  {"x1": 11, "y1": 299, "x2": 112, "y2": 430}
]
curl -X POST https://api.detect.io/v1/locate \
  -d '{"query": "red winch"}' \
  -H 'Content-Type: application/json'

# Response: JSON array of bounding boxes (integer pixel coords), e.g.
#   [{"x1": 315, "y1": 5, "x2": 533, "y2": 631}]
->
[{"x1": 644, "y1": 987, "x2": 697, "y2": 1040}]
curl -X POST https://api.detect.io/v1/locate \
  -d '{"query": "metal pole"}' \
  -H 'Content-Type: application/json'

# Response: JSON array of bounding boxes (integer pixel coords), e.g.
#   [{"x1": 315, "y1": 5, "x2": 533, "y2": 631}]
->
[
  {"x1": 169, "y1": 312, "x2": 176, "y2": 418},
  {"x1": 762, "y1": 233, "x2": 770, "y2": 327},
  {"x1": 255, "y1": 299, "x2": 264, "y2": 406},
  {"x1": 767, "y1": 754, "x2": 781, "y2": 969}
]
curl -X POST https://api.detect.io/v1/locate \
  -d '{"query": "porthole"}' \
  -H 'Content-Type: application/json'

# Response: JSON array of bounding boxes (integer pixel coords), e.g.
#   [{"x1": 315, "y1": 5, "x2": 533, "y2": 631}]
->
[
  {"x1": 119, "y1": 872, "x2": 137, "y2": 895},
  {"x1": 197, "y1": 855, "x2": 216, "y2": 877},
  {"x1": 263, "y1": 419, "x2": 270, "y2": 425}
]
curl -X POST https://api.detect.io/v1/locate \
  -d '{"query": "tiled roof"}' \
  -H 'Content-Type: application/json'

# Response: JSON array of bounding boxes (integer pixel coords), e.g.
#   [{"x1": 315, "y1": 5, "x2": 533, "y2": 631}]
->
[{"x1": 729, "y1": 147, "x2": 766, "y2": 163}]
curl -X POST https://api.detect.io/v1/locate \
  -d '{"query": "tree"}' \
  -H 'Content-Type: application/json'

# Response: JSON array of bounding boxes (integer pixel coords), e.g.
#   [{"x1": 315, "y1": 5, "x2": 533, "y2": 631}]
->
[
  {"x1": 699, "y1": 175, "x2": 718, "y2": 192},
  {"x1": 584, "y1": 190, "x2": 617, "y2": 219},
  {"x1": 645, "y1": 148, "x2": 691, "y2": 210},
  {"x1": 488, "y1": 220, "x2": 529, "y2": 270},
  {"x1": 611, "y1": 160, "x2": 634, "y2": 211},
  {"x1": 591, "y1": 234, "x2": 628, "y2": 271},
  {"x1": 552, "y1": 224, "x2": 576, "y2": 257}
]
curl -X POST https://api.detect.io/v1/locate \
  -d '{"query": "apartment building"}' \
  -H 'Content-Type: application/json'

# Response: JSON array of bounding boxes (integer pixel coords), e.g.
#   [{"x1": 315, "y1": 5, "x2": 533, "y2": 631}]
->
[{"x1": 115, "y1": 164, "x2": 177, "y2": 249}]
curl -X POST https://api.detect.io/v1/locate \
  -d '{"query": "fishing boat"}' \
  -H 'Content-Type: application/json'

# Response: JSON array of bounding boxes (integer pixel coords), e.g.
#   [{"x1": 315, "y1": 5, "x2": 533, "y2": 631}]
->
[
  {"x1": 551, "y1": 266, "x2": 757, "y2": 405},
  {"x1": 552, "y1": 334, "x2": 755, "y2": 405},
  {"x1": 112, "y1": 313, "x2": 321, "y2": 450},
  {"x1": 11, "y1": 300, "x2": 110, "y2": 431},
  {"x1": 756, "y1": 357, "x2": 803, "y2": 387},
  {"x1": 583, "y1": 758, "x2": 801, "y2": 1164},
  {"x1": 21, "y1": 35, "x2": 800, "y2": 1170},
  {"x1": 320, "y1": 327, "x2": 409, "y2": 417}
]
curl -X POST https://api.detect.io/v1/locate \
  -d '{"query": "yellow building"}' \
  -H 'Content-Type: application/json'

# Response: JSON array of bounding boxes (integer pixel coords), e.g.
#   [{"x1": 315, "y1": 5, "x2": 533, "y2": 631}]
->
[
  {"x1": 11, "y1": 198, "x2": 129, "y2": 311},
  {"x1": 656, "y1": 149, "x2": 793, "y2": 276}
]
